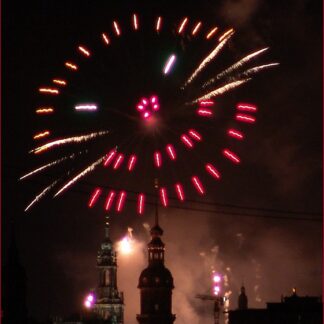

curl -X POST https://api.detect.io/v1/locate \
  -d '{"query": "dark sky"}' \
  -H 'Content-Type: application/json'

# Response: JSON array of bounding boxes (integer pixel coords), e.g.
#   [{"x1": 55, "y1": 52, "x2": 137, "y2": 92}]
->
[{"x1": 3, "y1": 0, "x2": 322, "y2": 323}]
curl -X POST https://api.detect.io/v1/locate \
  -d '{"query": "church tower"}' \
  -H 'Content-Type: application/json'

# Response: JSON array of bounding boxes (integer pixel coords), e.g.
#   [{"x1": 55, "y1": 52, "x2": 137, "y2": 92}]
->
[
  {"x1": 93, "y1": 216, "x2": 124, "y2": 323},
  {"x1": 238, "y1": 285, "x2": 248, "y2": 310},
  {"x1": 137, "y1": 184, "x2": 176, "y2": 324}
]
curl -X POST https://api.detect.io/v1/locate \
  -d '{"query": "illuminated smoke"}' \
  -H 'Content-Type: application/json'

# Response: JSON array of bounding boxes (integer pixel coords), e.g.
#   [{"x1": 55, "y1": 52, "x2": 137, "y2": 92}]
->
[
  {"x1": 191, "y1": 79, "x2": 251, "y2": 104},
  {"x1": 117, "y1": 228, "x2": 134, "y2": 255},
  {"x1": 203, "y1": 48, "x2": 269, "y2": 87},
  {"x1": 30, "y1": 130, "x2": 109, "y2": 154},
  {"x1": 184, "y1": 31, "x2": 234, "y2": 86},
  {"x1": 54, "y1": 155, "x2": 106, "y2": 197},
  {"x1": 24, "y1": 180, "x2": 58, "y2": 212}
]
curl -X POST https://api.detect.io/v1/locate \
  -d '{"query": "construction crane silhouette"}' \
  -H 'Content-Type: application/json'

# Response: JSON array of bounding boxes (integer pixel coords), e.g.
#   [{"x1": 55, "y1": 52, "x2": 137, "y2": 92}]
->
[{"x1": 196, "y1": 272, "x2": 225, "y2": 324}]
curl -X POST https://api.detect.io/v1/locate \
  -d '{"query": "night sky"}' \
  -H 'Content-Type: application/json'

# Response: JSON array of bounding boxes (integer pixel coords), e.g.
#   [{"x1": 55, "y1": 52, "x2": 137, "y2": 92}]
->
[{"x1": 3, "y1": 0, "x2": 322, "y2": 323}]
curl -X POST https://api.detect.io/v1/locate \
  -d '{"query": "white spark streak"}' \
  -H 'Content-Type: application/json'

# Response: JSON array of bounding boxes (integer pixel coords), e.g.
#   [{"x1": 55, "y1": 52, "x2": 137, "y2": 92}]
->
[
  {"x1": 184, "y1": 30, "x2": 234, "y2": 87},
  {"x1": 54, "y1": 155, "x2": 106, "y2": 197},
  {"x1": 30, "y1": 130, "x2": 109, "y2": 154},
  {"x1": 239, "y1": 63, "x2": 280, "y2": 78},
  {"x1": 203, "y1": 48, "x2": 269, "y2": 87},
  {"x1": 20, "y1": 152, "x2": 83, "y2": 180},
  {"x1": 191, "y1": 79, "x2": 251, "y2": 104},
  {"x1": 24, "y1": 180, "x2": 58, "y2": 212}
]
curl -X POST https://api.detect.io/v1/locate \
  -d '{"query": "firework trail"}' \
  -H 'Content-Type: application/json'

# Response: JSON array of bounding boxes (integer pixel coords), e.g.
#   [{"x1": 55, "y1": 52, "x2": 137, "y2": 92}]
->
[
  {"x1": 203, "y1": 47, "x2": 269, "y2": 88},
  {"x1": 30, "y1": 130, "x2": 109, "y2": 154},
  {"x1": 19, "y1": 152, "x2": 85, "y2": 180},
  {"x1": 191, "y1": 79, "x2": 251, "y2": 104},
  {"x1": 236, "y1": 63, "x2": 280, "y2": 79},
  {"x1": 24, "y1": 180, "x2": 59, "y2": 212},
  {"x1": 184, "y1": 30, "x2": 234, "y2": 87},
  {"x1": 54, "y1": 155, "x2": 106, "y2": 197}
]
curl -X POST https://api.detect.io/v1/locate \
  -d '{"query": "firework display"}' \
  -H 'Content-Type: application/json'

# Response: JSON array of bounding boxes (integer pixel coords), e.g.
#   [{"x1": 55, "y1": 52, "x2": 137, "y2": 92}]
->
[{"x1": 21, "y1": 13, "x2": 278, "y2": 213}]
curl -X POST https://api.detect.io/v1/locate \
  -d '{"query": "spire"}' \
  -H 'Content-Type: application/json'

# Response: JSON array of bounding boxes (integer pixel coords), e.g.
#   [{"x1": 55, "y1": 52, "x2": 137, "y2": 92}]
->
[
  {"x1": 104, "y1": 214, "x2": 110, "y2": 240},
  {"x1": 151, "y1": 178, "x2": 163, "y2": 237},
  {"x1": 154, "y1": 178, "x2": 159, "y2": 226}
]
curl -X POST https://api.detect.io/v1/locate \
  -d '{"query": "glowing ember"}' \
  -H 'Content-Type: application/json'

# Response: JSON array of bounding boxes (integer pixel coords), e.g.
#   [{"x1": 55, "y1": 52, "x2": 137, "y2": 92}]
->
[
  {"x1": 223, "y1": 149, "x2": 240, "y2": 164},
  {"x1": 133, "y1": 14, "x2": 139, "y2": 30},
  {"x1": 35, "y1": 107, "x2": 54, "y2": 114},
  {"x1": 166, "y1": 144, "x2": 176, "y2": 160},
  {"x1": 78, "y1": 45, "x2": 91, "y2": 57},
  {"x1": 181, "y1": 134, "x2": 194, "y2": 148},
  {"x1": 163, "y1": 54, "x2": 176, "y2": 74},
  {"x1": 102, "y1": 33, "x2": 110, "y2": 45},
  {"x1": 191, "y1": 176, "x2": 205, "y2": 194},
  {"x1": 39, "y1": 88, "x2": 59, "y2": 95},
  {"x1": 228, "y1": 129, "x2": 244, "y2": 140},
  {"x1": 33, "y1": 131, "x2": 50, "y2": 140},
  {"x1": 154, "y1": 151, "x2": 162, "y2": 168},
  {"x1": 88, "y1": 188, "x2": 102, "y2": 208},
  {"x1": 206, "y1": 27, "x2": 218, "y2": 39},
  {"x1": 127, "y1": 155, "x2": 137, "y2": 171},
  {"x1": 113, "y1": 153, "x2": 124, "y2": 169},
  {"x1": 236, "y1": 103, "x2": 258, "y2": 112},
  {"x1": 175, "y1": 183, "x2": 185, "y2": 201},
  {"x1": 160, "y1": 187, "x2": 168, "y2": 207},
  {"x1": 136, "y1": 95, "x2": 160, "y2": 119},
  {"x1": 52, "y1": 79, "x2": 66, "y2": 86},
  {"x1": 116, "y1": 191, "x2": 126, "y2": 212},
  {"x1": 192, "y1": 22, "x2": 202, "y2": 35},
  {"x1": 205, "y1": 164, "x2": 221, "y2": 179},
  {"x1": 75, "y1": 104, "x2": 97, "y2": 111},
  {"x1": 113, "y1": 21, "x2": 121, "y2": 36},
  {"x1": 197, "y1": 108, "x2": 213, "y2": 117},
  {"x1": 156, "y1": 16, "x2": 162, "y2": 31},
  {"x1": 235, "y1": 113, "x2": 256, "y2": 123},
  {"x1": 105, "y1": 190, "x2": 116, "y2": 211},
  {"x1": 178, "y1": 17, "x2": 188, "y2": 34},
  {"x1": 65, "y1": 62, "x2": 78, "y2": 70},
  {"x1": 188, "y1": 129, "x2": 202, "y2": 141},
  {"x1": 103, "y1": 149, "x2": 117, "y2": 167},
  {"x1": 137, "y1": 193, "x2": 145, "y2": 214}
]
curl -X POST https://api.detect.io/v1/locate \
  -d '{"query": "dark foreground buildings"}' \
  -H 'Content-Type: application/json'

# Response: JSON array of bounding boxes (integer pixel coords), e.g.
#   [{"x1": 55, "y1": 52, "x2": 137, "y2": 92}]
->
[
  {"x1": 229, "y1": 288, "x2": 322, "y2": 324},
  {"x1": 136, "y1": 217, "x2": 176, "y2": 324}
]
